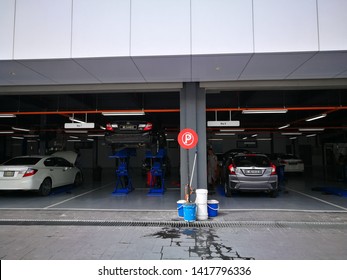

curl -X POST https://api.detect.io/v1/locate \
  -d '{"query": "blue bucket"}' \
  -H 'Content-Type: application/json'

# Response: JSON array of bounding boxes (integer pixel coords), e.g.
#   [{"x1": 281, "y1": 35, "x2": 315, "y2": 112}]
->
[
  {"x1": 183, "y1": 203, "x2": 196, "y2": 222},
  {"x1": 207, "y1": 200, "x2": 219, "y2": 217},
  {"x1": 177, "y1": 200, "x2": 186, "y2": 217}
]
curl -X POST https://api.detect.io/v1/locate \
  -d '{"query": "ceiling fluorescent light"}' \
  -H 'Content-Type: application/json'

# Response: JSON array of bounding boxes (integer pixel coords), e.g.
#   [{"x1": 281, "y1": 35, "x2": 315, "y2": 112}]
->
[
  {"x1": 215, "y1": 133, "x2": 236, "y2": 136},
  {"x1": 306, "y1": 134, "x2": 317, "y2": 138},
  {"x1": 12, "y1": 126, "x2": 30, "y2": 132},
  {"x1": 88, "y1": 134, "x2": 104, "y2": 137},
  {"x1": 12, "y1": 136, "x2": 24, "y2": 140},
  {"x1": 257, "y1": 138, "x2": 272, "y2": 141},
  {"x1": 64, "y1": 130, "x2": 88, "y2": 133},
  {"x1": 69, "y1": 117, "x2": 86, "y2": 124},
  {"x1": 278, "y1": 124, "x2": 290, "y2": 130},
  {"x1": 305, "y1": 114, "x2": 327, "y2": 122},
  {"x1": 220, "y1": 129, "x2": 244, "y2": 132},
  {"x1": 281, "y1": 132, "x2": 302, "y2": 135},
  {"x1": 0, "y1": 131, "x2": 14, "y2": 134},
  {"x1": 289, "y1": 137, "x2": 297, "y2": 140},
  {"x1": 0, "y1": 114, "x2": 16, "y2": 118},
  {"x1": 242, "y1": 109, "x2": 288, "y2": 114},
  {"x1": 299, "y1": 128, "x2": 325, "y2": 132},
  {"x1": 102, "y1": 111, "x2": 145, "y2": 116},
  {"x1": 208, "y1": 138, "x2": 223, "y2": 141}
]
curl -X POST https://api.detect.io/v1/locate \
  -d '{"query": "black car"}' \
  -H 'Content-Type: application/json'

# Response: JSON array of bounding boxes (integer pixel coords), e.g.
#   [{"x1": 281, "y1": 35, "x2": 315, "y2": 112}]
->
[{"x1": 104, "y1": 117, "x2": 166, "y2": 149}]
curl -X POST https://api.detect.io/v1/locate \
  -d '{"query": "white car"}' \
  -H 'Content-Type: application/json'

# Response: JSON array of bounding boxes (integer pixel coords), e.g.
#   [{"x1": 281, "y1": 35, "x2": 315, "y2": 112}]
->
[
  {"x1": 0, "y1": 151, "x2": 83, "y2": 196},
  {"x1": 277, "y1": 154, "x2": 304, "y2": 173}
]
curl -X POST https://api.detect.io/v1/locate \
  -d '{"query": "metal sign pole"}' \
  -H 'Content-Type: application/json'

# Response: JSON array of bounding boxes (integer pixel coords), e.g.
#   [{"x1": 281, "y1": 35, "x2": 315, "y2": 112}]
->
[{"x1": 178, "y1": 128, "x2": 199, "y2": 203}]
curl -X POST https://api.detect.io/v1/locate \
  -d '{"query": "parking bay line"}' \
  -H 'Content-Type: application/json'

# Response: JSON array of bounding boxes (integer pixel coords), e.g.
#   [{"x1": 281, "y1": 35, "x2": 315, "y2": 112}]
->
[
  {"x1": 43, "y1": 183, "x2": 111, "y2": 209},
  {"x1": 287, "y1": 187, "x2": 347, "y2": 211}
]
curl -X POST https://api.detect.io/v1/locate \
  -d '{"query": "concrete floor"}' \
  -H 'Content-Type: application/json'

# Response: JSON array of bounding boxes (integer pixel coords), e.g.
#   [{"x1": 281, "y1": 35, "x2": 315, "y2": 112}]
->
[
  {"x1": 0, "y1": 169, "x2": 346, "y2": 211},
  {"x1": 1, "y1": 169, "x2": 347, "y2": 260}
]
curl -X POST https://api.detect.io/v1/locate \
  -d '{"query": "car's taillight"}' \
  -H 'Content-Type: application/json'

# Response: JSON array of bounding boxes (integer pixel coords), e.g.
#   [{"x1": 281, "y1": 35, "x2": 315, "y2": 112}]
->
[
  {"x1": 106, "y1": 123, "x2": 114, "y2": 131},
  {"x1": 270, "y1": 164, "x2": 276, "y2": 175},
  {"x1": 23, "y1": 168, "x2": 38, "y2": 177},
  {"x1": 228, "y1": 164, "x2": 236, "y2": 175},
  {"x1": 143, "y1": 122, "x2": 153, "y2": 131}
]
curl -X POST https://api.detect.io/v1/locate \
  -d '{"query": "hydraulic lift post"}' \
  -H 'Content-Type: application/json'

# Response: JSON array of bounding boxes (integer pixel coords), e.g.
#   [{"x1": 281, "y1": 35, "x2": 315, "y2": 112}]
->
[{"x1": 110, "y1": 148, "x2": 136, "y2": 195}]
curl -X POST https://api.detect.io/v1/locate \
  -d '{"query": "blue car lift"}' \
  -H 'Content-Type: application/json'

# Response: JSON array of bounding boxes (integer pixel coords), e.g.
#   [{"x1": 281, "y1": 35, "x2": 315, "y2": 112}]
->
[
  {"x1": 110, "y1": 148, "x2": 136, "y2": 195},
  {"x1": 146, "y1": 149, "x2": 166, "y2": 195}
]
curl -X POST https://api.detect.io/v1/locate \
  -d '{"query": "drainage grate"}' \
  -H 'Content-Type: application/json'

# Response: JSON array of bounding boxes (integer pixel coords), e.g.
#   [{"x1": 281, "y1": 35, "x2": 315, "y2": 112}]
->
[{"x1": 0, "y1": 219, "x2": 347, "y2": 229}]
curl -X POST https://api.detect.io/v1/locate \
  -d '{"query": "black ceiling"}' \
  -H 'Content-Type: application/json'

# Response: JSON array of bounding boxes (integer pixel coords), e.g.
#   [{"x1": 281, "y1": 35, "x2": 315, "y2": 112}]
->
[{"x1": 0, "y1": 89, "x2": 346, "y2": 141}]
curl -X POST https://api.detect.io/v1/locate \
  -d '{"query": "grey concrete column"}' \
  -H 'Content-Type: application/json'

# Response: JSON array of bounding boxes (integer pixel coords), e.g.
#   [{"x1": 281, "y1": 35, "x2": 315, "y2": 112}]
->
[{"x1": 180, "y1": 83, "x2": 207, "y2": 199}]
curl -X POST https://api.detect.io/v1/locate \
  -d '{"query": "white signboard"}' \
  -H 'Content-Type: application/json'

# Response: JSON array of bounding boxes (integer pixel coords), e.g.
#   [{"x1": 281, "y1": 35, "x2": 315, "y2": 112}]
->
[
  {"x1": 207, "y1": 120, "x2": 240, "y2": 127},
  {"x1": 64, "y1": 123, "x2": 95, "y2": 129}
]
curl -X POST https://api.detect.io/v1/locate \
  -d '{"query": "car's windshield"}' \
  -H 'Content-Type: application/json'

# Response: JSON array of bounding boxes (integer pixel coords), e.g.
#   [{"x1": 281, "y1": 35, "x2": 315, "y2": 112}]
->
[
  {"x1": 234, "y1": 155, "x2": 270, "y2": 167},
  {"x1": 2, "y1": 157, "x2": 41, "y2": 165}
]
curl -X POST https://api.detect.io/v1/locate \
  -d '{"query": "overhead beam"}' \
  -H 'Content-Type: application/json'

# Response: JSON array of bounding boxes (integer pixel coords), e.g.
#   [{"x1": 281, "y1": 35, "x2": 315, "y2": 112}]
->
[
  {"x1": 201, "y1": 79, "x2": 347, "y2": 92},
  {"x1": 0, "y1": 83, "x2": 183, "y2": 95}
]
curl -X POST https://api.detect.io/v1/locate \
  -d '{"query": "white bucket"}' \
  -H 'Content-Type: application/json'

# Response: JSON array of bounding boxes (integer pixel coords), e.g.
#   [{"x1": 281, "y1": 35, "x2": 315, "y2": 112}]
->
[
  {"x1": 196, "y1": 202, "x2": 208, "y2": 221},
  {"x1": 195, "y1": 189, "x2": 208, "y2": 221},
  {"x1": 195, "y1": 189, "x2": 208, "y2": 204}
]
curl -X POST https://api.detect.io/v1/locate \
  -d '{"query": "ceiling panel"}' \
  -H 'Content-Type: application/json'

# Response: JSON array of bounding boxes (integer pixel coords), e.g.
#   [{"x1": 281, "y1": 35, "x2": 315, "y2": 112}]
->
[
  {"x1": 75, "y1": 57, "x2": 145, "y2": 83},
  {"x1": 240, "y1": 52, "x2": 315, "y2": 80},
  {"x1": 192, "y1": 54, "x2": 252, "y2": 81},
  {"x1": 0, "y1": 60, "x2": 53, "y2": 85},
  {"x1": 1, "y1": 51, "x2": 347, "y2": 86},
  {"x1": 132, "y1": 56, "x2": 191, "y2": 82},
  {"x1": 336, "y1": 70, "x2": 347, "y2": 78},
  {"x1": 20, "y1": 59, "x2": 100, "y2": 84},
  {"x1": 288, "y1": 51, "x2": 347, "y2": 79}
]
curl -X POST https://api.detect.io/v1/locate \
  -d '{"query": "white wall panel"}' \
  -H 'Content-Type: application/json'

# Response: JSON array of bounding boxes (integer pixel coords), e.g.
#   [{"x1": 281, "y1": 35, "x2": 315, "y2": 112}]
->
[
  {"x1": 0, "y1": 0, "x2": 15, "y2": 59},
  {"x1": 318, "y1": 0, "x2": 347, "y2": 51},
  {"x1": 14, "y1": 0, "x2": 72, "y2": 59},
  {"x1": 192, "y1": 0, "x2": 253, "y2": 55},
  {"x1": 253, "y1": 0, "x2": 319, "y2": 52},
  {"x1": 72, "y1": 0, "x2": 131, "y2": 58},
  {"x1": 131, "y1": 0, "x2": 190, "y2": 56}
]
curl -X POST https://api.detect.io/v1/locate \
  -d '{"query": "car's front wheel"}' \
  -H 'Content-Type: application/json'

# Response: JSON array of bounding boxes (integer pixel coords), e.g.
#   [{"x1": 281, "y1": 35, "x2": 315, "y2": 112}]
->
[
  {"x1": 74, "y1": 172, "x2": 83, "y2": 187},
  {"x1": 39, "y1": 178, "x2": 52, "y2": 196}
]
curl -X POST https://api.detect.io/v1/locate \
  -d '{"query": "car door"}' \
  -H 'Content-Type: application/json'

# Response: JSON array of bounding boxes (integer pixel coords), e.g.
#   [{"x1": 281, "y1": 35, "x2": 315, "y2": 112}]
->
[
  {"x1": 55, "y1": 157, "x2": 75, "y2": 186},
  {"x1": 43, "y1": 157, "x2": 64, "y2": 187}
]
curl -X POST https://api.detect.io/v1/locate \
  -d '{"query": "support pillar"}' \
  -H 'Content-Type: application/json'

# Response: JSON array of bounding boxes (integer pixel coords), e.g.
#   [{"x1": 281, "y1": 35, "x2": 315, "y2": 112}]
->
[{"x1": 180, "y1": 83, "x2": 207, "y2": 199}]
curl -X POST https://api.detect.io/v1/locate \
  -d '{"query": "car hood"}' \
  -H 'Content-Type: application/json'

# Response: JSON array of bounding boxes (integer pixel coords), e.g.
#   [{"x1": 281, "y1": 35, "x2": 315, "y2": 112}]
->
[{"x1": 52, "y1": 151, "x2": 78, "y2": 164}]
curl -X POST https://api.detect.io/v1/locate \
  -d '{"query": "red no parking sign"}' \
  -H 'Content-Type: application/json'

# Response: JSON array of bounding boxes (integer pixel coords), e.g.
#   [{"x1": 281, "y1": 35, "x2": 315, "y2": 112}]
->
[{"x1": 178, "y1": 128, "x2": 198, "y2": 150}]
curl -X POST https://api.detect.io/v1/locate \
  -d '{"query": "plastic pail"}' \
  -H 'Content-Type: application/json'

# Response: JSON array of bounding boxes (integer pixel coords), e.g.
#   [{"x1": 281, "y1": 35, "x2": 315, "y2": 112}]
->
[
  {"x1": 196, "y1": 202, "x2": 208, "y2": 220},
  {"x1": 177, "y1": 200, "x2": 186, "y2": 217},
  {"x1": 195, "y1": 189, "x2": 208, "y2": 203},
  {"x1": 207, "y1": 200, "x2": 219, "y2": 217},
  {"x1": 183, "y1": 203, "x2": 196, "y2": 222}
]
